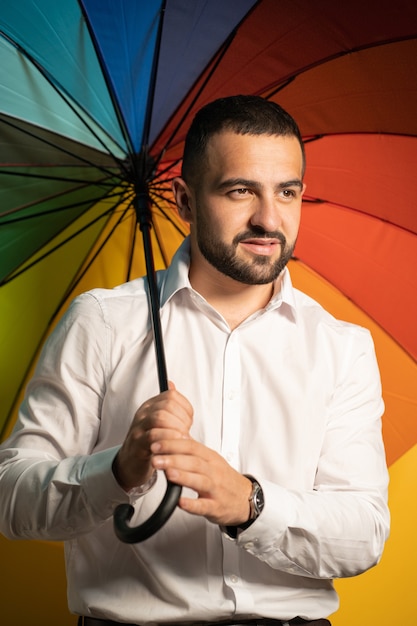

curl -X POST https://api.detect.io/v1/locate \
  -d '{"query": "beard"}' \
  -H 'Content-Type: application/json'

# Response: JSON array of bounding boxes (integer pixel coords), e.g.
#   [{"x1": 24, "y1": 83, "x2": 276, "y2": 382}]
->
[{"x1": 196, "y1": 221, "x2": 295, "y2": 285}]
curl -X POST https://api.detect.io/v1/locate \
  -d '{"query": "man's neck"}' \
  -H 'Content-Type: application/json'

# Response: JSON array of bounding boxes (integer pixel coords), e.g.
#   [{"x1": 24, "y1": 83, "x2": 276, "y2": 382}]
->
[{"x1": 189, "y1": 257, "x2": 278, "y2": 331}]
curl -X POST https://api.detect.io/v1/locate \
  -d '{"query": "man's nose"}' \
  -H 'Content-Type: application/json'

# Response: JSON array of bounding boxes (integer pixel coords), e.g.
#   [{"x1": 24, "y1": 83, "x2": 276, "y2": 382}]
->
[{"x1": 250, "y1": 196, "x2": 282, "y2": 232}]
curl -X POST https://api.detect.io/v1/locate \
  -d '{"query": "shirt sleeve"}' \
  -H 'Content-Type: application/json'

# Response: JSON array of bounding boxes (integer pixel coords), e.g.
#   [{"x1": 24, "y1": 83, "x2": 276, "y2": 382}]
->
[
  {"x1": 235, "y1": 329, "x2": 390, "y2": 579},
  {"x1": 0, "y1": 294, "x2": 136, "y2": 541}
]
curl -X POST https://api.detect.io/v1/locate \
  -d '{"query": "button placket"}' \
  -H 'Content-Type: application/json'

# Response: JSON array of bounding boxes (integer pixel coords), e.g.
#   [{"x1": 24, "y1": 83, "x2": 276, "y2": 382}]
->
[
  {"x1": 221, "y1": 332, "x2": 242, "y2": 470},
  {"x1": 220, "y1": 331, "x2": 256, "y2": 613}
]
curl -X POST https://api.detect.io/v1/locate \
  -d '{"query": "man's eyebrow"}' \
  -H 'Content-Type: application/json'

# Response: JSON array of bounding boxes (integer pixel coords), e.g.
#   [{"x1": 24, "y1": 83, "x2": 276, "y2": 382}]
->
[
  {"x1": 216, "y1": 178, "x2": 260, "y2": 191},
  {"x1": 278, "y1": 179, "x2": 304, "y2": 190},
  {"x1": 216, "y1": 178, "x2": 304, "y2": 191}
]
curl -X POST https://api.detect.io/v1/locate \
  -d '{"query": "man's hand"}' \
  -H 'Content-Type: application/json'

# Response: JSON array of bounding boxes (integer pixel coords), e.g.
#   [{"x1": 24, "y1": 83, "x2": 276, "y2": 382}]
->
[
  {"x1": 113, "y1": 382, "x2": 252, "y2": 526},
  {"x1": 151, "y1": 438, "x2": 253, "y2": 526},
  {"x1": 112, "y1": 382, "x2": 193, "y2": 491}
]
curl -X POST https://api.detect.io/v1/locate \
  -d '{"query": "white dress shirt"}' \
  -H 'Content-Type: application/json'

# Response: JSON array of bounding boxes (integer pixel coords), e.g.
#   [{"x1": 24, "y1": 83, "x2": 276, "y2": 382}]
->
[{"x1": 0, "y1": 238, "x2": 389, "y2": 623}]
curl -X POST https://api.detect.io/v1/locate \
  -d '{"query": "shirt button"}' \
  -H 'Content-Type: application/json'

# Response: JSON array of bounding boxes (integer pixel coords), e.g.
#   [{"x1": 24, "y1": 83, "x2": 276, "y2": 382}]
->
[{"x1": 230, "y1": 575, "x2": 239, "y2": 584}]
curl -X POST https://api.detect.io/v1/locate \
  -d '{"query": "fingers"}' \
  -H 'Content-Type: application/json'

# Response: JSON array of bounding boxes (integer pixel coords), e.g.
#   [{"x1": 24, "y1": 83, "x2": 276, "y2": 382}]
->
[
  {"x1": 113, "y1": 383, "x2": 193, "y2": 491},
  {"x1": 138, "y1": 384, "x2": 193, "y2": 432},
  {"x1": 151, "y1": 439, "x2": 252, "y2": 525},
  {"x1": 115, "y1": 384, "x2": 252, "y2": 526},
  {"x1": 137, "y1": 386, "x2": 193, "y2": 436}
]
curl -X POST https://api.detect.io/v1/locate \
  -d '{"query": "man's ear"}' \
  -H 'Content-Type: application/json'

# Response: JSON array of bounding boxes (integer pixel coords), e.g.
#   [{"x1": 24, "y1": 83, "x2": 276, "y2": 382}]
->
[{"x1": 172, "y1": 177, "x2": 193, "y2": 224}]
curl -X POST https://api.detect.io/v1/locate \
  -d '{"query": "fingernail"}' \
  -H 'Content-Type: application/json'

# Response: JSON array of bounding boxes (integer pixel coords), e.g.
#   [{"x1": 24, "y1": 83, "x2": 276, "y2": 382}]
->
[{"x1": 153, "y1": 456, "x2": 164, "y2": 468}]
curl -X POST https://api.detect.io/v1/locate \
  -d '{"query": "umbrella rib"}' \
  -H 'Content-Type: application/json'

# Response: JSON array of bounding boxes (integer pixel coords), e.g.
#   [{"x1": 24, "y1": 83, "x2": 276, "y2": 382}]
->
[
  {"x1": 154, "y1": 157, "x2": 182, "y2": 181},
  {"x1": 58, "y1": 203, "x2": 133, "y2": 307},
  {"x1": 152, "y1": 25, "x2": 240, "y2": 165},
  {"x1": 0, "y1": 204, "x2": 133, "y2": 441},
  {"x1": 152, "y1": 218, "x2": 169, "y2": 268},
  {"x1": 263, "y1": 77, "x2": 296, "y2": 100},
  {"x1": 0, "y1": 193, "x2": 133, "y2": 286},
  {"x1": 302, "y1": 195, "x2": 416, "y2": 237},
  {"x1": 263, "y1": 35, "x2": 417, "y2": 101},
  {"x1": 0, "y1": 28, "x2": 129, "y2": 174},
  {"x1": 151, "y1": 0, "x2": 263, "y2": 161},
  {"x1": 150, "y1": 194, "x2": 188, "y2": 238},
  {"x1": 151, "y1": 178, "x2": 179, "y2": 193},
  {"x1": 150, "y1": 190, "x2": 178, "y2": 208},
  {"x1": 290, "y1": 257, "x2": 417, "y2": 365},
  {"x1": 0, "y1": 167, "x2": 120, "y2": 187},
  {"x1": 141, "y1": 0, "x2": 167, "y2": 150},
  {"x1": 0, "y1": 115, "x2": 126, "y2": 182},
  {"x1": 0, "y1": 185, "x2": 132, "y2": 222},
  {"x1": 78, "y1": 1, "x2": 136, "y2": 158}
]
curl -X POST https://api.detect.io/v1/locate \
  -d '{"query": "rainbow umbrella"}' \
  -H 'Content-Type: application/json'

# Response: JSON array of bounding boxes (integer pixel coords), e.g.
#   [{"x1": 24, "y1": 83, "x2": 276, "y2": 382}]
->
[{"x1": 1, "y1": 0, "x2": 417, "y2": 622}]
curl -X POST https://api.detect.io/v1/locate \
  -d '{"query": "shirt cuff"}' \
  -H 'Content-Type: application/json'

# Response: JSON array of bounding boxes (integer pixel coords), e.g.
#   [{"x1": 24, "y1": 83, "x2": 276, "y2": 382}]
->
[
  {"x1": 126, "y1": 471, "x2": 158, "y2": 500},
  {"x1": 82, "y1": 446, "x2": 132, "y2": 519}
]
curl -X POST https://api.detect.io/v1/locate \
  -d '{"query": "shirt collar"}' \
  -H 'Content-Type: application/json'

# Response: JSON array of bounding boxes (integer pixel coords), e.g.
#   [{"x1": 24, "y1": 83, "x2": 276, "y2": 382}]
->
[
  {"x1": 267, "y1": 266, "x2": 297, "y2": 318},
  {"x1": 159, "y1": 237, "x2": 193, "y2": 307},
  {"x1": 159, "y1": 236, "x2": 297, "y2": 321}
]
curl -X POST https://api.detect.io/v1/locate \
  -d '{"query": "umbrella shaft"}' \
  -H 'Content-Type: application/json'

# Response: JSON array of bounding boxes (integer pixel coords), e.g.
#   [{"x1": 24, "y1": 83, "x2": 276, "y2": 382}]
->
[{"x1": 140, "y1": 221, "x2": 168, "y2": 393}]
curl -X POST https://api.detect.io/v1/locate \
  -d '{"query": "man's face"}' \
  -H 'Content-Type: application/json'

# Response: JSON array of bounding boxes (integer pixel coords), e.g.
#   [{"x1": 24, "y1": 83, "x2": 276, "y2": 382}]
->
[{"x1": 178, "y1": 131, "x2": 305, "y2": 285}]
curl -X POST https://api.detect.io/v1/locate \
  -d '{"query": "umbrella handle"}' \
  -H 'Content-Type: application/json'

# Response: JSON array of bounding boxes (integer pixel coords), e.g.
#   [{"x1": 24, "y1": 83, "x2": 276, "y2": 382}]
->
[
  {"x1": 113, "y1": 190, "x2": 181, "y2": 543},
  {"x1": 113, "y1": 482, "x2": 182, "y2": 543}
]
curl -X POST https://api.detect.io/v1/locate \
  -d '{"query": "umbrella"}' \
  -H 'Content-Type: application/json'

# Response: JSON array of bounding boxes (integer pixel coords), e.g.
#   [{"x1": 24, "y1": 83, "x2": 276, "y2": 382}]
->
[{"x1": 1, "y1": 0, "x2": 416, "y2": 619}]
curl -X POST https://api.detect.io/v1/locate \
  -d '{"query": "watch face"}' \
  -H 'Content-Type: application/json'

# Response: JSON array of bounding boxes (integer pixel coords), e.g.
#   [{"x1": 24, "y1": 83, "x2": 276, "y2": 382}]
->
[
  {"x1": 253, "y1": 483, "x2": 264, "y2": 514},
  {"x1": 238, "y1": 476, "x2": 265, "y2": 529}
]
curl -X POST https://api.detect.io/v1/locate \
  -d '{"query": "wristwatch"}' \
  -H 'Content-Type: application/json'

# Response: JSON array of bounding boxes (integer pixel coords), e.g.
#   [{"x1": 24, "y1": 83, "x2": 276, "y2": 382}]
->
[
  {"x1": 242, "y1": 474, "x2": 265, "y2": 525},
  {"x1": 222, "y1": 474, "x2": 264, "y2": 539}
]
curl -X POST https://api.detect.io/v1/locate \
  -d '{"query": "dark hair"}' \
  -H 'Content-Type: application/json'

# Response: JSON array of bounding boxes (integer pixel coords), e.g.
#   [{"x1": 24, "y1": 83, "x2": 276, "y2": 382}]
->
[{"x1": 181, "y1": 95, "x2": 305, "y2": 184}]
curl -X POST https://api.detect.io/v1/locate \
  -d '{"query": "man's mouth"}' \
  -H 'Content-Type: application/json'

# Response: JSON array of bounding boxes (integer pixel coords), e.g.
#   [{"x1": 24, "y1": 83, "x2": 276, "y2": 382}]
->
[{"x1": 239, "y1": 237, "x2": 282, "y2": 256}]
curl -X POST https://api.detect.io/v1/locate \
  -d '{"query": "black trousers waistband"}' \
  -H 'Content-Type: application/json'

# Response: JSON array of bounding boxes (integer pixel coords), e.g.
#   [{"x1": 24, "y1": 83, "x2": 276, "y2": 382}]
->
[{"x1": 77, "y1": 617, "x2": 331, "y2": 626}]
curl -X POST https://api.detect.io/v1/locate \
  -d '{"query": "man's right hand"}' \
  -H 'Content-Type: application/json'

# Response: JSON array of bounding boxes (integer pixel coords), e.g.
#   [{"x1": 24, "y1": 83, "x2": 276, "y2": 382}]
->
[{"x1": 112, "y1": 382, "x2": 194, "y2": 492}]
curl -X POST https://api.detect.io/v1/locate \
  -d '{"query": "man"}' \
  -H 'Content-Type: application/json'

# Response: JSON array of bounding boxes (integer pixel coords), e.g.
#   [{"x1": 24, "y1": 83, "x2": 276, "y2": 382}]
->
[{"x1": 0, "y1": 96, "x2": 389, "y2": 626}]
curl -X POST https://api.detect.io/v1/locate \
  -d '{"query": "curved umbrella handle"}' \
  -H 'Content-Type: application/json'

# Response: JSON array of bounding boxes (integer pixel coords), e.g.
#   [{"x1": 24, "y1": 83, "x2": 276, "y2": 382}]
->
[
  {"x1": 114, "y1": 482, "x2": 181, "y2": 543},
  {"x1": 113, "y1": 187, "x2": 181, "y2": 543}
]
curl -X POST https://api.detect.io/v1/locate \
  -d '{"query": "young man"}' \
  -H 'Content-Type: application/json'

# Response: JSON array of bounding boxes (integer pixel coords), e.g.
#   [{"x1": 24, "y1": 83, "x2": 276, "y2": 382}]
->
[{"x1": 0, "y1": 96, "x2": 389, "y2": 626}]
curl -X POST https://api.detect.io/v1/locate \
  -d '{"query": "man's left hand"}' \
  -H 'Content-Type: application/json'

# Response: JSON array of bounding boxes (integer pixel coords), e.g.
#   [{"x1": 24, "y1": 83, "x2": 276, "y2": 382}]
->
[{"x1": 151, "y1": 438, "x2": 252, "y2": 526}]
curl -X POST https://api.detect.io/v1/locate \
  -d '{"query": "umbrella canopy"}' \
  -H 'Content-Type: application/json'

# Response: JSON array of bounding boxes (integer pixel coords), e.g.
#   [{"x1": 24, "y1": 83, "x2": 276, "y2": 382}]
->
[{"x1": 0, "y1": 0, "x2": 416, "y2": 623}]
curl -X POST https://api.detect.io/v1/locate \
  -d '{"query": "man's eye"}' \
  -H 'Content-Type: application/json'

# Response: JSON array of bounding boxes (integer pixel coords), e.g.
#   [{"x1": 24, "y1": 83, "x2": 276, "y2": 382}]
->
[
  {"x1": 282, "y1": 188, "x2": 296, "y2": 198},
  {"x1": 227, "y1": 188, "x2": 250, "y2": 198}
]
